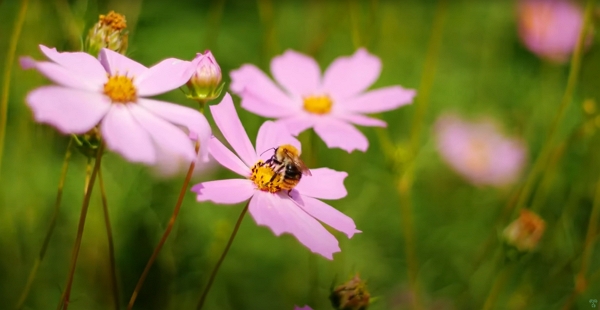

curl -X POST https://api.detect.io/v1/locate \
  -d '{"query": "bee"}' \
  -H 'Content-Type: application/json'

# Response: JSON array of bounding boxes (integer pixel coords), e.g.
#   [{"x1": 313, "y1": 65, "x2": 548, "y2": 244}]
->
[{"x1": 264, "y1": 144, "x2": 312, "y2": 193}]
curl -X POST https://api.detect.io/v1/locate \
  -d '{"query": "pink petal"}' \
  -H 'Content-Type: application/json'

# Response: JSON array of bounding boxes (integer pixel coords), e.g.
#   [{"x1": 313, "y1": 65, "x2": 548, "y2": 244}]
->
[
  {"x1": 249, "y1": 192, "x2": 340, "y2": 259},
  {"x1": 255, "y1": 121, "x2": 301, "y2": 161},
  {"x1": 295, "y1": 168, "x2": 348, "y2": 200},
  {"x1": 136, "y1": 58, "x2": 194, "y2": 96},
  {"x1": 335, "y1": 114, "x2": 387, "y2": 127},
  {"x1": 137, "y1": 98, "x2": 211, "y2": 161},
  {"x1": 26, "y1": 86, "x2": 110, "y2": 134},
  {"x1": 271, "y1": 50, "x2": 321, "y2": 96},
  {"x1": 230, "y1": 64, "x2": 298, "y2": 117},
  {"x1": 98, "y1": 48, "x2": 147, "y2": 77},
  {"x1": 314, "y1": 119, "x2": 368, "y2": 152},
  {"x1": 342, "y1": 86, "x2": 416, "y2": 114},
  {"x1": 20, "y1": 58, "x2": 105, "y2": 91},
  {"x1": 322, "y1": 48, "x2": 381, "y2": 100},
  {"x1": 101, "y1": 104, "x2": 156, "y2": 164},
  {"x1": 293, "y1": 195, "x2": 359, "y2": 238},
  {"x1": 294, "y1": 306, "x2": 312, "y2": 310},
  {"x1": 127, "y1": 104, "x2": 196, "y2": 163},
  {"x1": 192, "y1": 179, "x2": 255, "y2": 204},
  {"x1": 208, "y1": 137, "x2": 252, "y2": 177},
  {"x1": 275, "y1": 115, "x2": 315, "y2": 136},
  {"x1": 38, "y1": 45, "x2": 108, "y2": 86},
  {"x1": 238, "y1": 88, "x2": 299, "y2": 118},
  {"x1": 210, "y1": 93, "x2": 258, "y2": 166}
]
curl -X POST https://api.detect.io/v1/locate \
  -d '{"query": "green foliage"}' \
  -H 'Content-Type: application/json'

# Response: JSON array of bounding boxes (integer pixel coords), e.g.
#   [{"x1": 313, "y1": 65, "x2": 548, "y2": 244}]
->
[{"x1": 0, "y1": 0, "x2": 599, "y2": 309}]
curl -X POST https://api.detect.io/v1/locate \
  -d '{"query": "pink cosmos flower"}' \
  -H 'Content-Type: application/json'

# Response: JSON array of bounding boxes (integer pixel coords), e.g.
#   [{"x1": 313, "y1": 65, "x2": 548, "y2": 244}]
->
[
  {"x1": 435, "y1": 114, "x2": 527, "y2": 187},
  {"x1": 517, "y1": 0, "x2": 590, "y2": 63},
  {"x1": 294, "y1": 306, "x2": 312, "y2": 310},
  {"x1": 230, "y1": 48, "x2": 416, "y2": 153},
  {"x1": 20, "y1": 45, "x2": 211, "y2": 164},
  {"x1": 191, "y1": 93, "x2": 359, "y2": 259}
]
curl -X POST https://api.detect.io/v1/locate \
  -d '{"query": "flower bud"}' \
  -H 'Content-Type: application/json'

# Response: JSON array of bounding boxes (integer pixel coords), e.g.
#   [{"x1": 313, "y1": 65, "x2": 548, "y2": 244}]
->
[
  {"x1": 329, "y1": 274, "x2": 370, "y2": 310},
  {"x1": 503, "y1": 209, "x2": 546, "y2": 252},
  {"x1": 186, "y1": 51, "x2": 224, "y2": 102},
  {"x1": 85, "y1": 11, "x2": 129, "y2": 56}
]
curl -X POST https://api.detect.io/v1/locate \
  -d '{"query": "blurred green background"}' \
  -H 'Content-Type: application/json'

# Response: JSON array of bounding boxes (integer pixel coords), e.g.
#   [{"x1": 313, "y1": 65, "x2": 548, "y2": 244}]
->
[{"x1": 1, "y1": 0, "x2": 600, "y2": 309}]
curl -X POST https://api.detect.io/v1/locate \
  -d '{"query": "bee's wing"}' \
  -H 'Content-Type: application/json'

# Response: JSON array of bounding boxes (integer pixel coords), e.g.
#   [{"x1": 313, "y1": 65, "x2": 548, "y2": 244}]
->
[{"x1": 292, "y1": 156, "x2": 312, "y2": 176}]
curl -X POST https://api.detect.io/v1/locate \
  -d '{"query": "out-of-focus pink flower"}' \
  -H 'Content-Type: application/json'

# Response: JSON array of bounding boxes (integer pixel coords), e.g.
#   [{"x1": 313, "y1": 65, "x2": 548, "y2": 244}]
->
[
  {"x1": 517, "y1": 0, "x2": 591, "y2": 63},
  {"x1": 294, "y1": 306, "x2": 312, "y2": 310},
  {"x1": 435, "y1": 114, "x2": 526, "y2": 187},
  {"x1": 21, "y1": 45, "x2": 211, "y2": 165},
  {"x1": 230, "y1": 49, "x2": 416, "y2": 153},
  {"x1": 191, "y1": 93, "x2": 360, "y2": 259},
  {"x1": 187, "y1": 50, "x2": 223, "y2": 101}
]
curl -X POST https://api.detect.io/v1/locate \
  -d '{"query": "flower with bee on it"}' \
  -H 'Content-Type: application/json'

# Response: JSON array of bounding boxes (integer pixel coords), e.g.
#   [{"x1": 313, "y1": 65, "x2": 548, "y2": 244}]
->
[{"x1": 191, "y1": 93, "x2": 360, "y2": 259}]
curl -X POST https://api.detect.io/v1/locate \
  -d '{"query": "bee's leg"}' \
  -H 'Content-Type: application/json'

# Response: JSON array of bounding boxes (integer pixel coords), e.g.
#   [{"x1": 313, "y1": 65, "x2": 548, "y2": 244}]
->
[
  {"x1": 287, "y1": 190, "x2": 293, "y2": 198},
  {"x1": 268, "y1": 166, "x2": 283, "y2": 183}
]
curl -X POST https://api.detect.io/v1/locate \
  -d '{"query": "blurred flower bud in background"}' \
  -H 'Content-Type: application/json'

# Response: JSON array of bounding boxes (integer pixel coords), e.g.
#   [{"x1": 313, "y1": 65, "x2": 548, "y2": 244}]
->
[
  {"x1": 186, "y1": 50, "x2": 224, "y2": 102},
  {"x1": 503, "y1": 209, "x2": 546, "y2": 251},
  {"x1": 435, "y1": 114, "x2": 527, "y2": 187},
  {"x1": 517, "y1": 0, "x2": 592, "y2": 63},
  {"x1": 85, "y1": 11, "x2": 129, "y2": 56},
  {"x1": 329, "y1": 274, "x2": 370, "y2": 310}
]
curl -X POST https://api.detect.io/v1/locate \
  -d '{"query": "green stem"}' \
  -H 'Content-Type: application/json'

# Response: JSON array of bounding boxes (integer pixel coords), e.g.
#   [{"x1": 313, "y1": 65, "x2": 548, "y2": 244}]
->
[
  {"x1": 57, "y1": 142, "x2": 105, "y2": 310},
  {"x1": 98, "y1": 168, "x2": 120, "y2": 310},
  {"x1": 0, "y1": 0, "x2": 28, "y2": 179},
  {"x1": 15, "y1": 138, "x2": 73, "y2": 310},
  {"x1": 408, "y1": 0, "x2": 447, "y2": 156},
  {"x1": 512, "y1": 0, "x2": 596, "y2": 216},
  {"x1": 561, "y1": 174, "x2": 600, "y2": 309},
  {"x1": 257, "y1": 0, "x2": 277, "y2": 65},
  {"x1": 126, "y1": 143, "x2": 200, "y2": 310},
  {"x1": 482, "y1": 264, "x2": 515, "y2": 310},
  {"x1": 394, "y1": 1, "x2": 448, "y2": 309},
  {"x1": 197, "y1": 201, "x2": 249, "y2": 310}
]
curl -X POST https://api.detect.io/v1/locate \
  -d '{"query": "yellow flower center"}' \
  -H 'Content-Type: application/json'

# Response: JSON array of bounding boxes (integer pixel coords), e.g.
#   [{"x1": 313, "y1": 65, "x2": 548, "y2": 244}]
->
[
  {"x1": 99, "y1": 11, "x2": 127, "y2": 31},
  {"x1": 104, "y1": 75, "x2": 137, "y2": 103},
  {"x1": 303, "y1": 95, "x2": 333, "y2": 115},
  {"x1": 250, "y1": 160, "x2": 284, "y2": 193}
]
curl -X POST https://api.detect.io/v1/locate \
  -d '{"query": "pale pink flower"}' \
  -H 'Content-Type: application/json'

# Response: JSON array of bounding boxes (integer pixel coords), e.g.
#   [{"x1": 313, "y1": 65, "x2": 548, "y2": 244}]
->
[
  {"x1": 517, "y1": 0, "x2": 591, "y2": 63},
  {"x1": 230, "y1": 48, "x2": 416, "y2": 153},
  {"x1": 191, "y1": 93, "x2": 359, "y2": 259},
  {"x1": 435, "y1": 114, "x2": 526, "y2": 187},
  {"x1": 20, "y1": 45, "x2": 211, "y2": 164},
  {"x1": 294, "y1": 306, "x2": 312, "y2": 310}
]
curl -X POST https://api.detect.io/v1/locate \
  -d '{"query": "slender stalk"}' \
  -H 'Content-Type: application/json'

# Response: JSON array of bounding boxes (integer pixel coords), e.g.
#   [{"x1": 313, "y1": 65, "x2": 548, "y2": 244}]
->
[
  {"x1": 256, "y1": 0, "x2": 277, "y2": 65},
  {"x1": 511, "y1": 0, "x2": 596, "y2": 217},
  {"x1": 197, "y1": 201, "x2": 249, "y2": 310},
  {"x1": 397, "y1": 168, "x2": 421, "y2": 310},
  {"x1": 561, "y1": 174, "x2": 600, "y2": 309},
  {"x1": 0, "y1": 0, "x2": 28, "y2": 179},
  {"x1": 394, "y1": 1, "x2": 448, "y2": 309},
  {"x1": 15, "y1": 138, "x2": 73, "y2": 310},
  {"x1": 126, "y1": 144, "x2": 200, "y2": 310},
  {"x1": 98, "y1": 168, "x2": 120, "y2": 310},
  {"x1": 482, "y1": 264, "x2": 515, "y2": 310},
  {"x1": 57, "y1": 143, "x2": 105, "y2": 310},
  {"x1": 408, "y1": 0, "x2": 447, "y2": 156}
]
